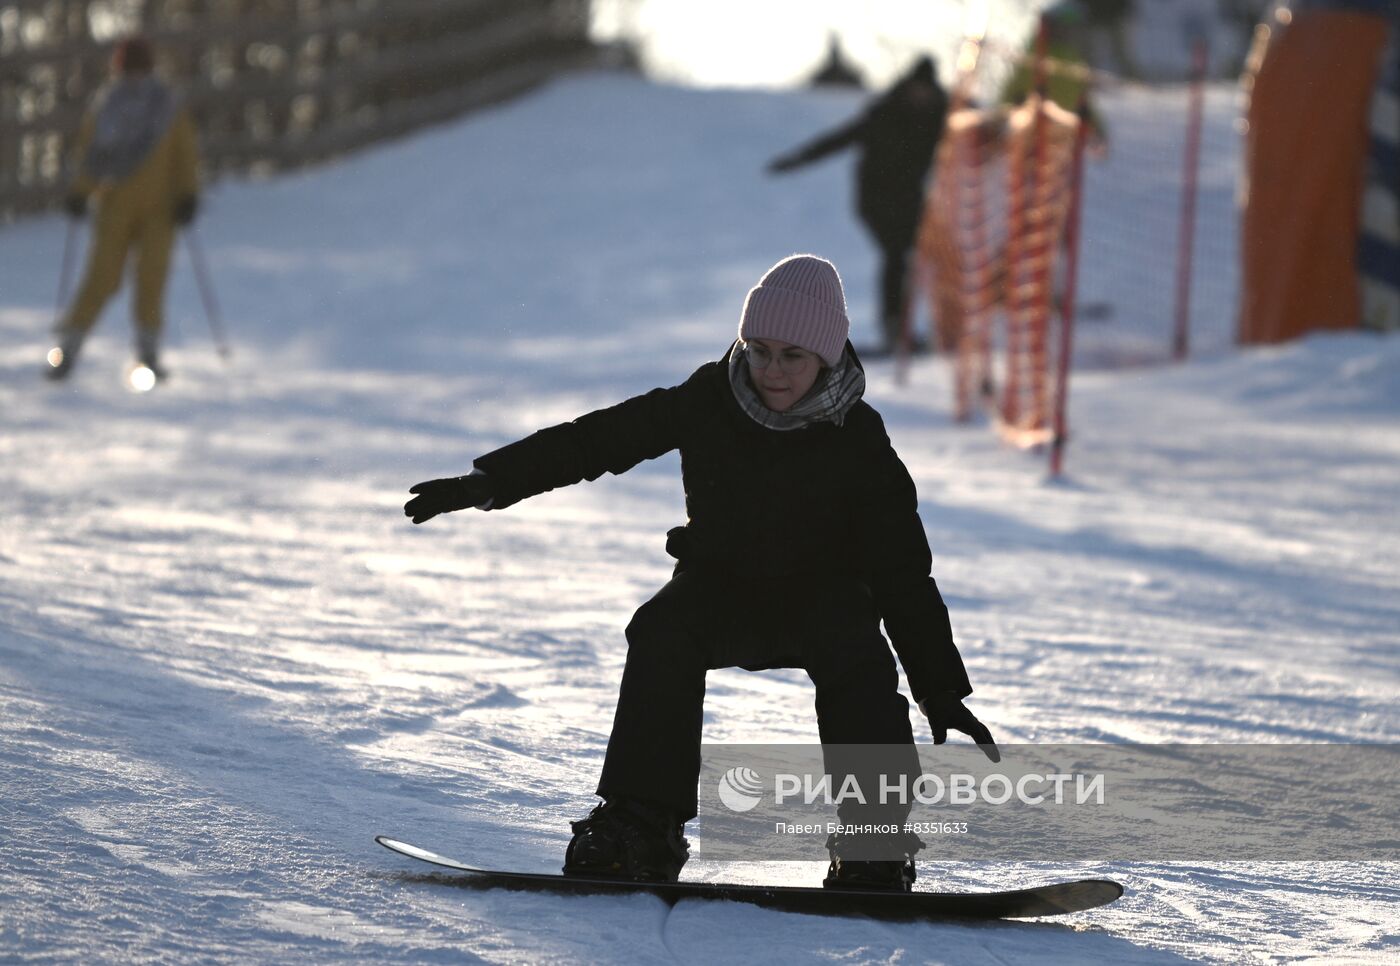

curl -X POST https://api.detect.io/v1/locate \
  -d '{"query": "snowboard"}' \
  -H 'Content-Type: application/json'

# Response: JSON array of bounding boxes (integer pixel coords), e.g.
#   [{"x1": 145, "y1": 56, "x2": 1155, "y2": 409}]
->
[{"x1": 376, "y1": 836, "x2": 1123, "y2": 921}]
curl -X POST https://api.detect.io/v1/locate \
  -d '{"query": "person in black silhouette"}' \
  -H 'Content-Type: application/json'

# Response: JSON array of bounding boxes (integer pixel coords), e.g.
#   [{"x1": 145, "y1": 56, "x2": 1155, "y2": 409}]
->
[{"x1": 768, "y1": 56, "x2": 948, "y2": 354}]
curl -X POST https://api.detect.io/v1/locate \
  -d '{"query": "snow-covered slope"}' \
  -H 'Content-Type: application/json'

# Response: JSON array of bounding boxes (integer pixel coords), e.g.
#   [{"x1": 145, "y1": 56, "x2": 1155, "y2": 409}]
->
[{"x1": 1, "y1": 73, "x2": 1396, "y2": 964}]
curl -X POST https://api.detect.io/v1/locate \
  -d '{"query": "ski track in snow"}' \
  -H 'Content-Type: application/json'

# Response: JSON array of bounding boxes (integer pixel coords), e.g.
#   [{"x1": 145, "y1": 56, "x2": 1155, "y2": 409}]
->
[{"x1": 1, "y1": 73, "x2": 1398, "y2": 964}]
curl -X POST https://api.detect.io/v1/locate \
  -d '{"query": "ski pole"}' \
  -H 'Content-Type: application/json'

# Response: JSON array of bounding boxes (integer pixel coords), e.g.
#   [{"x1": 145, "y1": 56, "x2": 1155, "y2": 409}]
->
[
  {"x1": 53, "y1": 216, "x2": 79, "y2": 329},
  {"x1": 183, "y1": 227, "x2": 232, "y2": 362}
]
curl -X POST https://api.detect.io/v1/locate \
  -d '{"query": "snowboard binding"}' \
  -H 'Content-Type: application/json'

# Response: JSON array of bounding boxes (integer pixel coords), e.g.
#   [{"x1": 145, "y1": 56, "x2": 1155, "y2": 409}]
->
[{"x1": 563, "y1": 798, "x2": 689, "y2": 883}]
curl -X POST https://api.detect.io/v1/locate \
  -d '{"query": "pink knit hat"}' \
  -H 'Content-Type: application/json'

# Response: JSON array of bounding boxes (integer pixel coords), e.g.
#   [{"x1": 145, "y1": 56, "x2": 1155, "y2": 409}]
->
[{"x1": 739, "y1": 254, "x2": 850, "y2": 367}]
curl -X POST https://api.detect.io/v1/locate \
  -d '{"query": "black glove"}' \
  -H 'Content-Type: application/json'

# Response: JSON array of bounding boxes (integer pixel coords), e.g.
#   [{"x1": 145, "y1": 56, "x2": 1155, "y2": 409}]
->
[
  {"x1": 766, "y1": 154, "x2": 801, "y2": 174},
  {"x1": 405, "y1": 474, "x2": 493, "y2": 525},
  {"x1": 173, "y1": 195, "x2": 198, "y2": 226},
  {"x1": 921, "y1": 691, "x2": 1000, "y2": 762},
  {"x1": 64, "y1": 193, "x2": 87, "y2": 218}
]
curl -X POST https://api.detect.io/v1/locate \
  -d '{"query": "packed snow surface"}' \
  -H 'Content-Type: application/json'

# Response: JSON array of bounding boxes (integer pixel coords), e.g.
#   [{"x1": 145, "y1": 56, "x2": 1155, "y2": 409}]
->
[{"x1": 1, "y1": 73, "x2": 1397, "y2": 964}]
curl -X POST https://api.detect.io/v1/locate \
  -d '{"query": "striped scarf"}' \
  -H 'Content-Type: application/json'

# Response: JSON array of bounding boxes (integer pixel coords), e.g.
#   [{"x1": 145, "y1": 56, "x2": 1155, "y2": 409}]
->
[{"x1": 727, "y1": 342, "x2": 866, "y2": 431}]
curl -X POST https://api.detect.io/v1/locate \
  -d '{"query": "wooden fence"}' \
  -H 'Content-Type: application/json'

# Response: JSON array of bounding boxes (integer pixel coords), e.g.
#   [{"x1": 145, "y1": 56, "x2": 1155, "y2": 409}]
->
[{"x1": 0, "y1": 0, "x2": 595, "y2": 220}]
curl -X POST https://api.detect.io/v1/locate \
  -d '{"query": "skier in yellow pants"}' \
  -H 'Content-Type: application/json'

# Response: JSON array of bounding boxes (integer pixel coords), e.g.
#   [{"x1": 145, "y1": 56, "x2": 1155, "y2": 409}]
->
[{"x1": 47, "y1": 35, "x2": 199, "y2": 383}]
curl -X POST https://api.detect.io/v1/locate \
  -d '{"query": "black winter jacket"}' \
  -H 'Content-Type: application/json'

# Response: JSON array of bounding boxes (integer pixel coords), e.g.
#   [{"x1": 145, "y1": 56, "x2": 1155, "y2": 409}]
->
[
  {"x1": 780, "y1": 79, "x2": 948, "y2": 245},
  {"x1": 472, "y1": 345, "x2": 973, "y2": 704}
]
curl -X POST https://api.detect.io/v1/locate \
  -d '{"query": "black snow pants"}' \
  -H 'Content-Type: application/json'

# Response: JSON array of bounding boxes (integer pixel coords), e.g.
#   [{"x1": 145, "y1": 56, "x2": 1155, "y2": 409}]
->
[
  {"x1": 856, "y1": 198, "x2": 924, "y2": 350},
  {"x1": 596, "y1": 570, "x2": 920, "y2": 824},
  {"x1": 876, "y1": 237, "x2": 913, "y2": 349}
]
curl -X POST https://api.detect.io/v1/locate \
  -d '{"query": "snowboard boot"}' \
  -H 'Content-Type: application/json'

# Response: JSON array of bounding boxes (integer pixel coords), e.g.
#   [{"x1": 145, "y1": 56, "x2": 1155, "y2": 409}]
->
[
  {"x1": 563, "y1": 798, "x2": 689, "y2": 882},
  {"x1": 823, "y1": 830, "x2": 921, "y2": 893},
  {"x1": 824, "y1": 857, "x2": 916, "y2": 892},
  {"x1": 44, "y1": 329, "x2": 85, "y2": 381}
]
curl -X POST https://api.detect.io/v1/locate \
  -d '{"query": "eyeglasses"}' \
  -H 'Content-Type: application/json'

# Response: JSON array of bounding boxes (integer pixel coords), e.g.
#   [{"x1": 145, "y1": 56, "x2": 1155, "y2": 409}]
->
[{"x1": 744, "y1": 342, "x2": 818, "y2": 375}]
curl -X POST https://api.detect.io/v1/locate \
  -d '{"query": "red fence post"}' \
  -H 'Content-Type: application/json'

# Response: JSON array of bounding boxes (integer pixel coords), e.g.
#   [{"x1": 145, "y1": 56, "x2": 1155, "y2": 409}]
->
[
  {"x1": 1049, "y1": 88, "x2": 1092, "y2": 479},
  {"x1": 1172, "y1": 38, "x2": 1208, "y2": 361}
]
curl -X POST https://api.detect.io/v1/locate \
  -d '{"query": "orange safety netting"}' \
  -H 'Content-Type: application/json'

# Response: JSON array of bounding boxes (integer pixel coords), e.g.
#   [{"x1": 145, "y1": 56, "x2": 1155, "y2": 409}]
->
[{"x1": 918, "y1": 96, "x2": 1081, "y2": 443}]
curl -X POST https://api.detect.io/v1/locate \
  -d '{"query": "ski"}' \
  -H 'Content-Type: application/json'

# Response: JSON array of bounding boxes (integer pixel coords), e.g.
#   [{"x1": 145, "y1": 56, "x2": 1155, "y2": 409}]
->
[{"x1": 376, "y1": 836, "x2": 1123, "y2": 920}]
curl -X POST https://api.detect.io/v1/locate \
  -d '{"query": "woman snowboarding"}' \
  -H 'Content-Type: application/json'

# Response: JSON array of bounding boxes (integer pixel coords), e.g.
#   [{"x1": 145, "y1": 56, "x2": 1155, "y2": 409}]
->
[{"x1": 404, "y1": 254, "x2": 998, "y2": 892}]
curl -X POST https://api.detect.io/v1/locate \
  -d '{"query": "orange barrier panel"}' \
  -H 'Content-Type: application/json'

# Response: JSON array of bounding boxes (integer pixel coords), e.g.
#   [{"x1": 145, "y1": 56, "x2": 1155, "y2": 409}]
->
[{"x1": 1239, "y1": 10, "x2": 1389, "y2": 344}]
